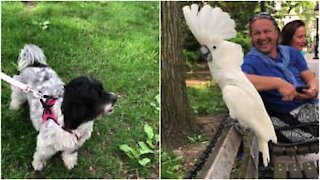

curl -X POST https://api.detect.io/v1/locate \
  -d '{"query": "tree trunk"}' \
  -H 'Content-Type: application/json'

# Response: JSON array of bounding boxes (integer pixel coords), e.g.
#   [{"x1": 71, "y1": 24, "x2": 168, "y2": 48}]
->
[
  {"x1": 260, "y1": 1, "x2": 266, "y2": 12},
  {"x1": 161, "y1": 1, "x2": 196, "y2": 150}
]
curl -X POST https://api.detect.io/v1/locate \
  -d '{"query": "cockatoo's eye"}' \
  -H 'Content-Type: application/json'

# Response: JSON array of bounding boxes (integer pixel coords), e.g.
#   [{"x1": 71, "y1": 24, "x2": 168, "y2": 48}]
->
[{"x1": 212, "y1": 45, "x2": 217, "y2": 49}]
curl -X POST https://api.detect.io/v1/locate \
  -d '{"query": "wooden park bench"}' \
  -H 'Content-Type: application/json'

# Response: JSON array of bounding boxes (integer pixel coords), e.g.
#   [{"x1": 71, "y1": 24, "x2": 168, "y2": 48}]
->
[
  {"x1": 189, "y1": 117, "x2": 319, "y2": 179},
  {"x1": 269, "y1": 123, "x2": 319, "y2": 179}
]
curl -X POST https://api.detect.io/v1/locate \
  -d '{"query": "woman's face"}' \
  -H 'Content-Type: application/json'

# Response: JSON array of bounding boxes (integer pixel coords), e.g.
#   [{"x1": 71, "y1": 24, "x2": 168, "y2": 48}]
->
[{"x1": 291, "y1": 26, "x2": 306, "y2": 51}]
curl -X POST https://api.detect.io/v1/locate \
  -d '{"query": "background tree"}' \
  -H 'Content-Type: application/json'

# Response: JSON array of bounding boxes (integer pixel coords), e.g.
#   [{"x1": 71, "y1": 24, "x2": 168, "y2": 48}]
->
[
  {"x1": 161, "y1": 1, "x2": 196, "y2": 149},
  {"x1": 271, "y1": 1, "x2": 316, "y2": 27}
]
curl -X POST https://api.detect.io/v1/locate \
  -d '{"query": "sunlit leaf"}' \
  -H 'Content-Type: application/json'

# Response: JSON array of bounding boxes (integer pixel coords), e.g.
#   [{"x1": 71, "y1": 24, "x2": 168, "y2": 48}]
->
[
  {"x1": 119, "y1": 144, "x2": 139, "y2": 159},
  {"x1": 144, "y1": 124, "x2": 154, "y2": 140},
  {"x1": 138, "y1": 158, "x2": 151, "y2": 166},
  {"x1": 138, "y1": 141, "x2": 153, "y2": 155}
]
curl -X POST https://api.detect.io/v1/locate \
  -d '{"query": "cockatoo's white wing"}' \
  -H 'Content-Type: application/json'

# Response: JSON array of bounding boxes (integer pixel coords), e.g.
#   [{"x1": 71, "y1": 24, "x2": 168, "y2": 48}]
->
[
  {"x1": 222, "y1": 85, "x2": 276, "y2": 141},
  {"x1": 182, "y1": 4, "x2": 236, "y2": 45},
  {"x1": 222, "y1": 85, "x2": 277, "y2": 166}
]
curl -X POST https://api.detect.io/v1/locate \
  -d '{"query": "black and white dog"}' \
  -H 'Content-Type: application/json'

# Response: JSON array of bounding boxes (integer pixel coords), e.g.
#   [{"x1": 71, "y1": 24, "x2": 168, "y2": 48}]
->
[{"x1": 9, "y1": 44, "x2": 117, "y2": 171}]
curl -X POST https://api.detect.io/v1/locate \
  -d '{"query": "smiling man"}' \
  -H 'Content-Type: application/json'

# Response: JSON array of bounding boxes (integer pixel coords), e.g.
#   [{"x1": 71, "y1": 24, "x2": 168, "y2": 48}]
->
[{"x1": 241, "y1": 12, "x2": 318, "y2": 143}]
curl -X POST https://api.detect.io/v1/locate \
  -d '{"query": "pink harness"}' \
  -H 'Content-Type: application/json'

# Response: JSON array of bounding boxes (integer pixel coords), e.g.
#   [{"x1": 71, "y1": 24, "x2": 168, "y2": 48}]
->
[
  {"x1": 41, "y1": 97, "x2": 59, "y2": 124},
  {"x1": 40, "y1": 97, "x2": 79, "y2": 140}
]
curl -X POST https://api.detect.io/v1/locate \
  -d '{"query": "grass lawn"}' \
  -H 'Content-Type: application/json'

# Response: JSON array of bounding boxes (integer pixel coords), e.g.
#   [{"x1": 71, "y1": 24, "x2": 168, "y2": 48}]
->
[
  {"x1": 188, "y1": 83, "x2": 227, "y2": 116},
  {"x1": 1, "y1": 1, "x2": 159, "y2": 178}
]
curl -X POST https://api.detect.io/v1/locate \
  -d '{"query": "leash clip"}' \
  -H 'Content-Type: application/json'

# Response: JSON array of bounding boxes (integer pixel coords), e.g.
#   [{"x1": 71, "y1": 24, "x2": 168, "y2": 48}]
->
[
  {"x1": 22, "y1": 85, "x2": 31, "y2": 93},
  {"x1": 27, "y1": 87, "x2": 45, "y2": 99}
]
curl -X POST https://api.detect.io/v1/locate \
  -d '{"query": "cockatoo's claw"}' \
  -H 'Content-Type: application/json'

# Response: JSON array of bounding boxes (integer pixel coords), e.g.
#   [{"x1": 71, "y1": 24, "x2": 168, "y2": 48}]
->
[
  {"x1": 234, "y1": 122, "x2": 246, "y2": 135},
  {"x1": 200, "y1": 45, "x2": 212, "y2": 62}
]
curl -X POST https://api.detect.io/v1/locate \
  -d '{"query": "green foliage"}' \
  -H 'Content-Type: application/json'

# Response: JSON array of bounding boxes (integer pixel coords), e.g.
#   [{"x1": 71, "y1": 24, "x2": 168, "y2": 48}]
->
[
  {"x1": 230, "y1": 32, "x2": 251, "y2": 54},
  {"x1": 183, "y1": 49, "x2": 200, "y2": 63},
  {"x1": 161, "y1": 151, "x2": 185, "y2": 179},
  {"x1": 32, "y1": 20, "x2": 50, "y2": 30},
  {"x1": 207, "y1": 1, "x2": 259, "y2": 32},
  {"x1": 187, "y1": 134, "x2": 207, "y2": 143},
  {"x1": 1, "y1": 1, "x2": 159, "y2": 178},
  {"x1": 270, "y1": 1, "x2": 316, "y2": 28},
  {"x1": 187, "y1": 84, "x2": 227, "y2": 115},
  {"x1": 119, "y1": 124, "x2": 159, "y2": 167},
  {"x1": 149, "y1": 94, "x2": 160, "y2": 113},
  {"x1": 183, "y1": 49, "x2": 201, "y2": 70}
]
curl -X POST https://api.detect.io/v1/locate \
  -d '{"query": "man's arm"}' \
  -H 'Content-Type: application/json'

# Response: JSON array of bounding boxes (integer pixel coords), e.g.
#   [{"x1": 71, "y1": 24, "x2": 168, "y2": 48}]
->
[{"x1": 246, "y1": 74, "x2": 297, "y2": 101}]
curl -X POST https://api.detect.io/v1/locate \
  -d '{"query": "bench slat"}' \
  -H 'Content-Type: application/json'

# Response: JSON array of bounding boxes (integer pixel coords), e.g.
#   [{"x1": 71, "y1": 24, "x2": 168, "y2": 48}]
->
[
  {"x1": 272, "y1": 145, "x2": 285, "y2": 155},
  {"x1": 199, "y1": 126, "x2": 241, "y2": 179},
  {"x1": 302, "y1": 162, "x2": 318, "y2": 179},
  {"x1": 310, "y1": 143, "x2": 319, "y2": 154},
  {"x1": 285, "y1": 146, "x2": 297, "y2": 155},
  {"x1": 288, "y1": 163, "x2": 303, "y2": 178},
  {"x1": 274, "y1": 162, "x2": 287, "y2": 178},
  {"x1": 297, "y1": 146, "x2": 310, "y2": 155}
]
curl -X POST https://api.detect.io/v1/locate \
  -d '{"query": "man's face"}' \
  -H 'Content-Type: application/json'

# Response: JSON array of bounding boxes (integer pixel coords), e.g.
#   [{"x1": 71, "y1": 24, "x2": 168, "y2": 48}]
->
[{"x1": 250, "y1": 19, "x2": 279, "y2": 57}]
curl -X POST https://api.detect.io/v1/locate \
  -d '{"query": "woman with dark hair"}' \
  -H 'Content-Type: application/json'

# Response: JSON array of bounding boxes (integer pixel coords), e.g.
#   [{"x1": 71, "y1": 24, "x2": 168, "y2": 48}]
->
[{"x1": 281, "y1": 20, "x2": 306, "y2": 52}]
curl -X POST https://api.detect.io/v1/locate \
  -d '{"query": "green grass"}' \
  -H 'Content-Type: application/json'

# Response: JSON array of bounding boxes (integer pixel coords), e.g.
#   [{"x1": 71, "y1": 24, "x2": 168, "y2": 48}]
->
[
  {"x1": 161, "y1": 150, "x2": 185, "y2": 179},
  {"x1": 187, "y1": 84, "x2": 227, "y2": 115},
  {"x1": 1, "y1": 1, "x2": 159, "y2": 178}
]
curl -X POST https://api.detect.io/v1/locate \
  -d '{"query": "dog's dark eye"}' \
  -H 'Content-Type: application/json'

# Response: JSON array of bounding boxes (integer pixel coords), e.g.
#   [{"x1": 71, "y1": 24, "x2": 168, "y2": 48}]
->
[{"x1": 212, "y1": 45, "x2": 217, "y2": 49}]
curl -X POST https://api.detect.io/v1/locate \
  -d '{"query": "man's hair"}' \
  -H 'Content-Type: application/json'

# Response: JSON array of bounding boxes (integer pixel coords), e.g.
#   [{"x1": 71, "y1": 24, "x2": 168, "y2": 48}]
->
[
  {"x1": 249, "y1": 12, "x2": 280, "y2": 36},
  {"x1": 281, "y1": 20, "x2": 305, "y2": 46}
]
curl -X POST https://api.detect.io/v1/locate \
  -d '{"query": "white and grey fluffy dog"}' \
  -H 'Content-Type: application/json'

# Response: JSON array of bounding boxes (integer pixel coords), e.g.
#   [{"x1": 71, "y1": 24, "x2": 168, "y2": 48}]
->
[{"x1": 9, "y1": 44, "x2": 117, "y2": 171}]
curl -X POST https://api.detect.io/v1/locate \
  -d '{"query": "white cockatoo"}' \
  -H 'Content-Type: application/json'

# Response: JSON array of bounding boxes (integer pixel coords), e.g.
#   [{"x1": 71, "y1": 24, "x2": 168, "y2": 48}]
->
[{"x1": 183, "y1": 4, "x2": 277, "y2": 167}]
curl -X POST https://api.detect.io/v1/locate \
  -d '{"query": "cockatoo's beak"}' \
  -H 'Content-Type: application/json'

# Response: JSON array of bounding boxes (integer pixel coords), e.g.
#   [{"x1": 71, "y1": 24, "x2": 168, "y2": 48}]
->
[{"x1": 200, "y1": 45, "x2": 212, "y2": 62}]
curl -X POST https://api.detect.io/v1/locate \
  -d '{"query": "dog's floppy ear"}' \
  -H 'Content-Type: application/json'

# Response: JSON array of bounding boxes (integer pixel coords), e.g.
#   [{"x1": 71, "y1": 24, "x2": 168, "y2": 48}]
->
[
  {"x1": 62, "y1": 76, "x2": 110, "y2": 129},
  {"x1": 62, "y1": 77, "x2": 95, "y2": 129}
]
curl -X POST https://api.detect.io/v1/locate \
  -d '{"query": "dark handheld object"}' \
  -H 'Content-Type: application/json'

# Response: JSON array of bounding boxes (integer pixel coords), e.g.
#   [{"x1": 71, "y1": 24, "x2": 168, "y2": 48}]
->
[{"x1": 295, "y1": 85, "x2": 309, "y2": 93}]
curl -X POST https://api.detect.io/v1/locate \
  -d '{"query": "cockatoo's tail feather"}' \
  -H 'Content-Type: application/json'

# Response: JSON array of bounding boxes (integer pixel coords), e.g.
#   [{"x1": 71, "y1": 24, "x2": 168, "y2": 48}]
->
[{"x1": 259, "y1": 140, "x2": 270, "y2": 167}]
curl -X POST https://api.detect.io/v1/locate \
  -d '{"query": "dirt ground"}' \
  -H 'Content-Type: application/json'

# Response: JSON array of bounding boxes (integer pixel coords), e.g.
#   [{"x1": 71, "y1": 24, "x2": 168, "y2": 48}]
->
[
  {"x1": 172, "y1": 68, "x2": 225, "y2": 174},
  {"x1": 172, "y1": 115, "x2": 224, "y2": 171}
]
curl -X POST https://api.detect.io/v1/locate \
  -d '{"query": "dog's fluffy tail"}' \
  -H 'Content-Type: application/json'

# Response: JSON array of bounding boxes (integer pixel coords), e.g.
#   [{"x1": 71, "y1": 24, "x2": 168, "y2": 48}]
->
[{"x1": 18, "y1": 44, "x2": 47, "y2": 71}]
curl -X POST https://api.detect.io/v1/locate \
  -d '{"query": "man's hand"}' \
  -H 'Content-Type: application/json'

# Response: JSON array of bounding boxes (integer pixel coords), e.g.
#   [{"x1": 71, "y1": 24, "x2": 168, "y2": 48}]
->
[
  {"x1": 276, "y1": 79, "x2": 297, "y2": 101},
  {"x1": 296, "y1": 87, "x2": 318, "y2": 100}
]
